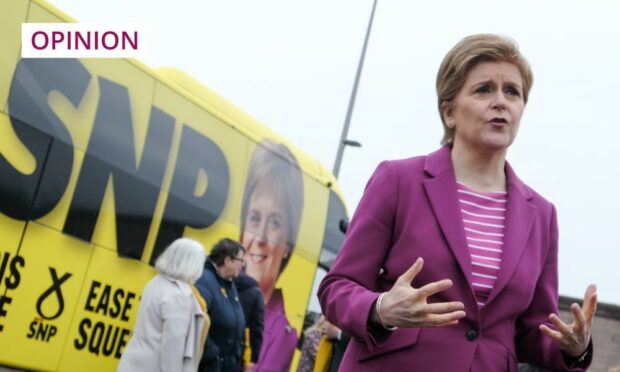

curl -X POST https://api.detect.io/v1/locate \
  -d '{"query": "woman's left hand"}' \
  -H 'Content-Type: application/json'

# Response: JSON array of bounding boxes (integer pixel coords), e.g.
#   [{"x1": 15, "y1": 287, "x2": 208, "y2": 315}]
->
[{"x1": 539, "y1": 284, "x2": 597, "y2": 358}]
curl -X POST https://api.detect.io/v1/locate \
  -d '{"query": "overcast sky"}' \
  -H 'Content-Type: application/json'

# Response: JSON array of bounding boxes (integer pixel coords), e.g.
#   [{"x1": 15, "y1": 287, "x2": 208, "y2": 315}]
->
[{"x1": 51, "y1": 0, "x2": 620, "y2": 305}]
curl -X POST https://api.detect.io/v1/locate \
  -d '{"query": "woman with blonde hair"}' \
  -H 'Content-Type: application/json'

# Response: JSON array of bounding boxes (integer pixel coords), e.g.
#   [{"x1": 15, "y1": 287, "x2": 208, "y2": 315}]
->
[
  {"x1": 118, "y1": 238, "x2": 209, "y2": 372},
  {"x1": 319, "y1": 34, "x2": 596, "y2": 371}
]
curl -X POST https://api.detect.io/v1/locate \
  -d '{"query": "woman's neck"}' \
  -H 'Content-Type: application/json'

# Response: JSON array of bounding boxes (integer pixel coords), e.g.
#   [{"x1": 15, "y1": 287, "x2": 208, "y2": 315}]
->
[{"x1": 450, "y1": 142, "x2": 507, "y2": 192}]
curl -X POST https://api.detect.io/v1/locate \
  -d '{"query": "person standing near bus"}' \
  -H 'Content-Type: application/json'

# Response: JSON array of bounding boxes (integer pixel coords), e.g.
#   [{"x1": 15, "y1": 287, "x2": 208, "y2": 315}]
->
[
  {"x1": 196, "y1": 238, "x2": 246, "y2": 372},
  {"x1": 235, "y1": 270, "x2": 265, "y2": 371},
  {"x1": 318, "y1": 34, "x2": 596, "y2": 371},
  {"x1": 118, "y1": 238, "x2": 208, "y2": 372}
]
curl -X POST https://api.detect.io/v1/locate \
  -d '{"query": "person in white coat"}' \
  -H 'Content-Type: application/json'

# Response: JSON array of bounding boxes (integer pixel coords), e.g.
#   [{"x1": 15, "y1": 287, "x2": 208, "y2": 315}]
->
[{"x1": 118, "y1": 238, "x2": 209, "y2": 372}]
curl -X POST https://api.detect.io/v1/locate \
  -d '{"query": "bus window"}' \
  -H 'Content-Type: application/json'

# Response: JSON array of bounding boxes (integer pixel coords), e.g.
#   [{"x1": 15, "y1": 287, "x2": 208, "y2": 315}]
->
[{"x1": 318, "y1": 190, "x2": 348, "y2": 270}]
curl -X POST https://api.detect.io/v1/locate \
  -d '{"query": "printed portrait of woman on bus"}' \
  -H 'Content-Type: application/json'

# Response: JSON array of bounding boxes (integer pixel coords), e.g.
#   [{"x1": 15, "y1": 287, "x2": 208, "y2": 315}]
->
[{"x1": 240, "y1": 138, "x2": 304, "y2": 372}]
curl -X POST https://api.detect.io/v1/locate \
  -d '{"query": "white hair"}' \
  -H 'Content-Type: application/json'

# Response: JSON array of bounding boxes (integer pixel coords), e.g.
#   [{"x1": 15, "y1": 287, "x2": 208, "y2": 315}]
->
[{"x1": 155, "y1": 238, "x2": 206, "y2": 283}]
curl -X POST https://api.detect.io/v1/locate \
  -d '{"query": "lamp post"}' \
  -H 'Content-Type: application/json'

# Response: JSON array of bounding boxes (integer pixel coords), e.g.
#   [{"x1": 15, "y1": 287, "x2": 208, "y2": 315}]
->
[{"x1": 332, "y1": 0, "x2": 378, "y2": 179}]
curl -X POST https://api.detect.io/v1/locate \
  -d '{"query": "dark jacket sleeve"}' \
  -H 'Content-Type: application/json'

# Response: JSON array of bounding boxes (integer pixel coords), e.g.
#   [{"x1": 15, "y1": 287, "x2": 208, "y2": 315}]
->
[
  {"x1": 329, "y1": 332, "x2": 351, "y2": 372},
  {"x1": 249, "y1": 287, "x2": 265, "y2": 362},
  {"x1": 195, "y1": 273, "x2": 221, "y2": 359}
]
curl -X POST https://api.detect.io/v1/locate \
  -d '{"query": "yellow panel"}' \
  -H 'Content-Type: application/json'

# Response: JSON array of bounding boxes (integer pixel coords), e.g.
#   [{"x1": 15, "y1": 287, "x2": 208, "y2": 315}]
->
[
  {"x1": 278, "y1": 254, "x2": 316, "y2": 332},
  {"x1": 0, "y1": 0, "x2": 29, "y2": 114},
  {"x1": 58, "y1": 246, "x2": 155, "y2": 372},
  {"x1": 0, "y1": 222, "x2": 92, "y2": 371},
  {"x1": 295, "y1": 175, "x2": 329, "y2": 263},
  {"x1": 151, "y1": 81, "x2": 248, "y2": 233}
]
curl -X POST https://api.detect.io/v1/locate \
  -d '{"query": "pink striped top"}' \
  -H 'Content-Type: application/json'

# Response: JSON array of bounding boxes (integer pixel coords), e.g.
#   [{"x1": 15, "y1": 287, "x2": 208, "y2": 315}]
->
[{"x1": 457, "y1": 182, "x2": 507, "y2": 307}]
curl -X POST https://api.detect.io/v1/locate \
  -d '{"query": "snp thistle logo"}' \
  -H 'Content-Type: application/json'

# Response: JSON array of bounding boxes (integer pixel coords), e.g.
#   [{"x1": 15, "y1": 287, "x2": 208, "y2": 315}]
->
[{"x1": 22, "y1": 23, "x2": 147, "y2": 58}]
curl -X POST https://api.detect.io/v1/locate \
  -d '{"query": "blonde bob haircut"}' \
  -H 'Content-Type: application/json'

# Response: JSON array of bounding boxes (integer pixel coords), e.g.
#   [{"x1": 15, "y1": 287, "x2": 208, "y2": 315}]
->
[
  {"x1": 155, "y1": 238, "x2": 206, "y2": 284},
  {"x1": 436, "y1": 34, "x2": 534, "y2": 145}
]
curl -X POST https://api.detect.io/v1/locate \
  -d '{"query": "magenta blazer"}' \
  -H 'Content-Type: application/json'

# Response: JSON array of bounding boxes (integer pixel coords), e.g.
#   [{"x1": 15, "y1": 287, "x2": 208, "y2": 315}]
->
[{"x1": 318, "y1": 146, "x2": 592, "y2": 372}]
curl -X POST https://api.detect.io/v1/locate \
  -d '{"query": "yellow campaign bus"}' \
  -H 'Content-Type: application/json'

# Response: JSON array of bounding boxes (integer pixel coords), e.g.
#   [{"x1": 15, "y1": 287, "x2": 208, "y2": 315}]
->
[{"x1": 0, "y1": 0, "x2": 348, "y2": 370}]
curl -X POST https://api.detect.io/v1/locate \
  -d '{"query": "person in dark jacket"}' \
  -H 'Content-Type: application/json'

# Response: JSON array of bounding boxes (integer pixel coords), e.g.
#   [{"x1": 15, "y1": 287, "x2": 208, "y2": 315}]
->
[
  {"x1": 234, "y1": 272, "x2": 264, "y2": 371},
  {"x1": 327, "y1": 331, "x2": 349, "y2": 372},
  {"x1": 196, "y1": 238, "x2": 246, "y2": 372},
  {"x1": 318, "y1": 317, "x2": 350, "y2": 372}
]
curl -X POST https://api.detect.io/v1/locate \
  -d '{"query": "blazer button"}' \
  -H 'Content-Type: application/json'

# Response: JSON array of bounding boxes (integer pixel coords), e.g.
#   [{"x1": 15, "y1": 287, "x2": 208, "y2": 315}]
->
[{"x1": 466, "y1": 328, "x2": 478, "y2": 341}]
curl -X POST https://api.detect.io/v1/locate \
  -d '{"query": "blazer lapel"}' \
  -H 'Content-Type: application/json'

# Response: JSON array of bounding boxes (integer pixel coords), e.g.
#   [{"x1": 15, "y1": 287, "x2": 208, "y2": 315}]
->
[
  {"x1": 485, "y1": 162, "x2": 536, "y2": 305},
  {"x1": 423, "y1": 147, "x2": 475, "y2": 291}
]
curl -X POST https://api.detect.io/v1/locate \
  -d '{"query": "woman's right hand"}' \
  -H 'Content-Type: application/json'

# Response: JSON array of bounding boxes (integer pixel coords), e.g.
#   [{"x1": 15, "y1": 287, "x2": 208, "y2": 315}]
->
[{"x1": 370, "y1": 257, "x2": 466, "y2": 328}]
